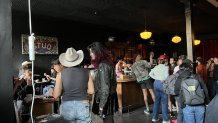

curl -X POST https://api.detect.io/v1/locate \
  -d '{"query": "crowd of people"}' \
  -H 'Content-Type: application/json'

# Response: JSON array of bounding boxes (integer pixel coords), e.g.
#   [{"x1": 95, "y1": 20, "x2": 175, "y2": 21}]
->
[
  {"x1": 113, "y1": 53, "x2": 218, "y2": 123},
  {"x1": 13, "y1": 41, "x2": 218, "y2": 123}
]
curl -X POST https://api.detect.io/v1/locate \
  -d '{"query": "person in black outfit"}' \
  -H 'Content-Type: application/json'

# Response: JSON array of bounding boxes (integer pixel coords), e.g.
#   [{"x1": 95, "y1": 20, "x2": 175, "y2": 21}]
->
[{"x1": 87, "y1": 42, "x2": 118, "y2": 123}]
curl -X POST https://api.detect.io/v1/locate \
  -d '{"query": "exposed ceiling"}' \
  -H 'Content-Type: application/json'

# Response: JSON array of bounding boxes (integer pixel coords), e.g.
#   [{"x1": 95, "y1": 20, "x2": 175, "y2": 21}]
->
[{"x1": 12, "y1": 0, "x2": 218, "y2": 35}]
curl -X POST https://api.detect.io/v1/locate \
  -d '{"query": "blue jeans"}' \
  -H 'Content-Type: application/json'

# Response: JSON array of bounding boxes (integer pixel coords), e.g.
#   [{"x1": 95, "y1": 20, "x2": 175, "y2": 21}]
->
[
  {"x1": 152, "y1": 80, "x2": 168, "y2": 121},
  {"x1": 175, "y1": 95, "x2": 185, "y2": 123},
  {"x1": 60, "y1": 100, "x2": 91, "y2": 123},
  {"x1": 183, "y1": 105, "x2": 205, "y2": 123}
]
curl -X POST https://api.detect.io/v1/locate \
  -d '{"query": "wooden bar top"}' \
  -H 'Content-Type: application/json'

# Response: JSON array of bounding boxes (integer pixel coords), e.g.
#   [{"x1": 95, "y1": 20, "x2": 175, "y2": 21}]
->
[
  {"x1": 116, "y1": 78, "x2": 136, "y2": 82},
  {"x1": 34, "y1": 95, "x2": 58, "y2": 103}
]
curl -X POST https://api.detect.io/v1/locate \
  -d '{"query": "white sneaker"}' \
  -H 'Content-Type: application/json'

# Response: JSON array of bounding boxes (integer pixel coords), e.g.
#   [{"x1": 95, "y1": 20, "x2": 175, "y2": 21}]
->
[
  {"x1": 162, "y1": 120, "x2": 170, "y2": 123},
  {"x1": 152, "y1": 118, "x2": 159, "y2": 122},
  {"x1": 144, "y1": 108, "x2": 150, "y2": 115}
]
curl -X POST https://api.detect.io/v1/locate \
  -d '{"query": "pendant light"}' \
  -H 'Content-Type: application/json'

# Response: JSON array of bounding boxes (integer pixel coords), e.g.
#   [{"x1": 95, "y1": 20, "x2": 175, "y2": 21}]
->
[
  {"x1": 140, "y1": 8, "x2": 152, "y2": 40},
  {"x1": 194, "y1": 39, "x2": 201, "y2": 45},
  {"x1": 172, "y1": 35, "x2": 182, "y2": 43},
  {"x1": 140, "y1": 30, "x2": 152, "y2": 40},
  {"x1": 192, "y1": 32, "x2": 201, "y2": 45}
]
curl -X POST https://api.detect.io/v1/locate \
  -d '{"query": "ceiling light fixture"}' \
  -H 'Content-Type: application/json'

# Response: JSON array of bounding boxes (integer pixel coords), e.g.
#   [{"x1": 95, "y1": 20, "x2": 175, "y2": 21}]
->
[
  {"x1": 140, "y1": 30, "x2": 152, "y2": 40},
  {"x1": 172, "y1": 35, "x2": 182, "y2": 43},
  {"x1": 194, "y1": 39, "x2": 201, "y2": 45},
  {"x1": 140, "y1": 7, "x2": 152, "y2": 40}
]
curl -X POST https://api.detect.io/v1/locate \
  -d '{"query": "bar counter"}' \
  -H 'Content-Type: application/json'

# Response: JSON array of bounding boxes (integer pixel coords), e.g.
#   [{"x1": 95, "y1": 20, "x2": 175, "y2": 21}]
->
[
  {"x1": 116, "y1": 78, "x2": 145, "y2": 113},
  {"x1": 33, "y1": 95, "x2": 59, "y2": 116}
]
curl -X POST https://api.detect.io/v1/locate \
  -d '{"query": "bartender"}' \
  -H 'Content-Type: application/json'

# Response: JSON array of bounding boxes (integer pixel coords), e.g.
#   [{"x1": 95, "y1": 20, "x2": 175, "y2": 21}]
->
[
  {"x1": 124, "y1": 61, "x2": 133, "y2": 75},
  {"x1": 115, "y1": 58, "x2": 124, "y2": 76}
]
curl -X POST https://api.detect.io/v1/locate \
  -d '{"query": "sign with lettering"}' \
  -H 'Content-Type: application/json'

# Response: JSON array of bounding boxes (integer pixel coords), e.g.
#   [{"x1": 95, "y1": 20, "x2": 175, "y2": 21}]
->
[{"x1": 22, "y1": 34, "x2": 58, "y2": 54}]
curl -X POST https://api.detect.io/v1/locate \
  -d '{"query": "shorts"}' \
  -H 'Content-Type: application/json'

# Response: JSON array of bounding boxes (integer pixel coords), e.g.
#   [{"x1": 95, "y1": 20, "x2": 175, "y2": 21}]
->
[{"x1": 140, "y1": 78, "x2": 154, "y2": 89}]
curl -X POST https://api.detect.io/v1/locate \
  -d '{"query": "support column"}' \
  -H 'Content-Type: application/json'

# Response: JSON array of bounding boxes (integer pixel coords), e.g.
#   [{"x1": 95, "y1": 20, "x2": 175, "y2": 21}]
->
[
  {"x1": 0, "y1": 0, "x2": 14, "y2": 122},
  {"x1": 185, "y1": 0, "x2": 193, "y2": 61}
]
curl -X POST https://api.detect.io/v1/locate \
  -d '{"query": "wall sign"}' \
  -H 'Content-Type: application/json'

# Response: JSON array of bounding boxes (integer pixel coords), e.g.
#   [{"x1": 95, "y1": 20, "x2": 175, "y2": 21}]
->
[{"x1": 22, "y1": 34, "x2": 59, "y2": 54}]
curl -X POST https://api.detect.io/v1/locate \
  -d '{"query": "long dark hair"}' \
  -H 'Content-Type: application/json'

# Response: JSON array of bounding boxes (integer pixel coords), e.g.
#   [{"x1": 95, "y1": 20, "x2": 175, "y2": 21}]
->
[{"x1": 87, "y1": 42, "x2": 112, "y2": 68}]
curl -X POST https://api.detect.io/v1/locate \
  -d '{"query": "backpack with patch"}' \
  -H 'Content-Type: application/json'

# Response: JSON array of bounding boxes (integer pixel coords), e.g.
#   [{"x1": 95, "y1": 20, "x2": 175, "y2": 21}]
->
[
  {"x1": 181, "y1": 74, "x2": 205, "y2": 105},
  {"x1": 163, "y1": 73, "x2": 179, "y2": 95}
]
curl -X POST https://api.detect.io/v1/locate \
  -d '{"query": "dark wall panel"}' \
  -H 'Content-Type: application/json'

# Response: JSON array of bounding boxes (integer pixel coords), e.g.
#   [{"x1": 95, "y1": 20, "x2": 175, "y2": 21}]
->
[
  {"x1": 0, "y1": 0, "x2": 14, "y2": 122},
  {"x1": 12, "y1": 12, "x2": 132, "y2": 76}
]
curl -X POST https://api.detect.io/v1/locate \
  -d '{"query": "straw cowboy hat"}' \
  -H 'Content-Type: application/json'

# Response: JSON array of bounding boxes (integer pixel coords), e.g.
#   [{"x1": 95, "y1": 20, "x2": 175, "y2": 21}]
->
[
  {"x1": 59, "y1": 47, "x2": 84, "y2": 67},
  {"x1": 21, "y1": 61, "x2": 32, "y2": 66}
]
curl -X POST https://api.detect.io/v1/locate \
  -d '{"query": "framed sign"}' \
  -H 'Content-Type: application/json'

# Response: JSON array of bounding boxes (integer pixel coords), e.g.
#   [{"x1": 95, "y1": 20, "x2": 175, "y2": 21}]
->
[{"x1": 22, "y1": 34, "x2": 59, "y2": 54}]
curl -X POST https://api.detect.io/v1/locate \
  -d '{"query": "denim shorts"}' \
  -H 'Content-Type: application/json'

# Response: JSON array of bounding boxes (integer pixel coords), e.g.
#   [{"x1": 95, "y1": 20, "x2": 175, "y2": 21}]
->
[{"x1": 60, "y1": 100, "x2": 91, "y2": 123}]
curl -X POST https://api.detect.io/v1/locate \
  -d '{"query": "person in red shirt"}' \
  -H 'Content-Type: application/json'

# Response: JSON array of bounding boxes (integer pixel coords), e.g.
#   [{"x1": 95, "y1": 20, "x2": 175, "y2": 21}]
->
[{"x1": 196, "y1": 57, "x2": 207, "y2": 83}]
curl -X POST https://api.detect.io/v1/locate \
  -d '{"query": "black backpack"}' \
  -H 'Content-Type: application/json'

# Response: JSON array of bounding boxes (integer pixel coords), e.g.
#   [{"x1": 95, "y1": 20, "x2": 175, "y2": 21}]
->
[{"x1": 181, "y1": 74, "x2": 205, "y2": 105}]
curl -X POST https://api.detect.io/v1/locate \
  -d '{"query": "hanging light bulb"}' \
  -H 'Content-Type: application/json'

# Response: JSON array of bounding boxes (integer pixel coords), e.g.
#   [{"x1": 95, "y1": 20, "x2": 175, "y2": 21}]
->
[
  {"x1": 140, "y1": 8, "x2": 152, "y2": 40},
  {"x1": 172, "y1": 35, "x2": 182, "y2": 43},
  {"x1": 140, "y1": 30, "x2": 152, "y2": 40},
  {"x1": 194, "y1": 39, "x2": 201, "y2": 45}
]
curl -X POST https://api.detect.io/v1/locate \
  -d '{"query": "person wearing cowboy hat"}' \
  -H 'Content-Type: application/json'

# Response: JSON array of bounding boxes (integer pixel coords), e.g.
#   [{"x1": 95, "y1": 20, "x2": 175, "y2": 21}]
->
[
  {"x1": 53, "y1": 47, "x2": 94, "y2": 123},
  {"x1": 87, "y1": 42, "x2": 118, "y2": 123}
]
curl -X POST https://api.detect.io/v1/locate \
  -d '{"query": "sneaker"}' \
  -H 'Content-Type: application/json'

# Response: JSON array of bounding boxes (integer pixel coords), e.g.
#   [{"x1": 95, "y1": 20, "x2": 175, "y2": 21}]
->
[
  {"x1": 162, "y1": 121, "x2": 170, "y2": 123},
  {"x1": 152, "y1": 118, "x2": 160, "y2": 122},
  {"x1": 144, "y1": 108, "x2": 150, "y2": 115}
]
